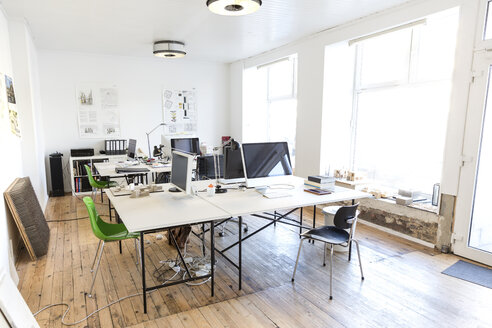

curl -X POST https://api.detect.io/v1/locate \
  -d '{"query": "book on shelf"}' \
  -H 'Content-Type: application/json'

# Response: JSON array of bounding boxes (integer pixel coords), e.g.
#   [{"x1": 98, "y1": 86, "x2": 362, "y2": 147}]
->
[{"x1": 307, "y1": 175, "x2": 335, "y2": 184}]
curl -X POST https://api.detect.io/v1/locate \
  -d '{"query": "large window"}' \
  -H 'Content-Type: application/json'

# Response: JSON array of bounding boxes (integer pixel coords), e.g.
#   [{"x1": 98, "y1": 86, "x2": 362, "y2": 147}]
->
[
  {"x1": 243, "y1": 56, "x2": 298, "y2": 167},
  {"x1": 323, "y1": 8, "x2": 459, "y2": 194}
]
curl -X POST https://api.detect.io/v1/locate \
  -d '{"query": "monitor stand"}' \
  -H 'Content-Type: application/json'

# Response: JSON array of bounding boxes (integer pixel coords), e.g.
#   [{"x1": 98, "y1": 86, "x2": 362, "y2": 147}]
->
[{"x1": 168, "y1": 187, "x2": 181, "y2": 192}]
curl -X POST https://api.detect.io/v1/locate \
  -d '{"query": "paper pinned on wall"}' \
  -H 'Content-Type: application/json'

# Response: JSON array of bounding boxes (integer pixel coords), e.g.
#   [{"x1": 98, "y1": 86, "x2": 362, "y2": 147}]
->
[
  {"x1": 5, "y1": 75, "x2": 20, "y2": 138},
  {"x1": 76, "y1": 85, "x2": 120, "y2": 138},
  {"x1": 162, "y1": 89, "x2": 197, "y2": 136}
]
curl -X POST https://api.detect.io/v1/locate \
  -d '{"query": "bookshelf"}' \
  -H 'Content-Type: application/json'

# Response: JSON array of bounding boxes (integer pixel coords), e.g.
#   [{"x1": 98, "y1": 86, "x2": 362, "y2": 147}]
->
[{"x1": 69, "y1": 155, "x2": 126, "y2": 195}]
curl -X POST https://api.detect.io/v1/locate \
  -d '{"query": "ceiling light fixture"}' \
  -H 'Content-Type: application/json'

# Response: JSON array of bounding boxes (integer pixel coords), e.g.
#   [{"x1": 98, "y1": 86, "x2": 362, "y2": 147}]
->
[
  {"x1": 153, "y1": 41, "x2": 186, "y2": 58},
  {"x1": 206, "y1": 0, "x2": 262, "y2": 16}
]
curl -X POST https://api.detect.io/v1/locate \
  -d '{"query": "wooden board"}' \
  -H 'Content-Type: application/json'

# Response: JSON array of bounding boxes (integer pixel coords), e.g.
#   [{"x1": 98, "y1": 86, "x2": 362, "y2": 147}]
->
[{"x1": 4, "y1": 177, "x2": 50, "y2": 261}]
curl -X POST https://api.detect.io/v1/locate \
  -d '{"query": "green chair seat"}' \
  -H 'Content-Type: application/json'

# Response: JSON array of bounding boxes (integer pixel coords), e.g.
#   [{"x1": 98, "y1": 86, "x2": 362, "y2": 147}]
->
[{"x1": 83, "y1": 196, "x2": 141, "y2": 298}]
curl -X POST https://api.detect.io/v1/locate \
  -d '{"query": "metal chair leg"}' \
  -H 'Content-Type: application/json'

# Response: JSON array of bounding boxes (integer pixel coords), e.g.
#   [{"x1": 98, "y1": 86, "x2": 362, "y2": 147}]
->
[
  {"x1": 323, "y1": 243, "x2": 326, "y2": 266},
  {"x1": 88, "y1": 241, "x2": 105, "y2": 298},
  {"x1": 134, "y1": 238, "x2": 140, "y2": 266},
  {"x1": 353, "y1": 239, "x2": 364, "y2": 280},
  {"x1": 292, "y1": 238, "x2": 306, "y2": 282},
  {"x1": 329, "y1": 244, "x2": 334, "y2": 300},
  {"x1": 100, "y1": 188, "x2": 104, "y2": 203},
  {"x1": 90, "y1": 240, "x2": 102, "y2": 272}
]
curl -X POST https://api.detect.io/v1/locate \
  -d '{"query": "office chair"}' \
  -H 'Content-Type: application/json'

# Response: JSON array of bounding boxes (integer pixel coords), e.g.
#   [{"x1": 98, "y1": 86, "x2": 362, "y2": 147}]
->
[
  {"x1": 291, "y1": 204, "x2": 364, "y2": 299},
  {"x1": 84, "y1": 164, "x2": 118, "y2": 203},
  {"x1": 82, "y1": 197, "x2": 141, "y2": 298}
]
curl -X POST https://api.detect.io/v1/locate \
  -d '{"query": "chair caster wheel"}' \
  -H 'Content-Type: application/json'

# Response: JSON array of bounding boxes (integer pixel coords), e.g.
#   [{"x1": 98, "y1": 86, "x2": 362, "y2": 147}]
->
[
  {"x1": 323, "y1": 264, "x2": 326, "y2": 267},
  {"x1": 362, "y1": 277, "x2": 365, "y2": 280},
  {"x1": 219, "y1": 232, "x2": 224, "y2": 237},
  {"x1": 243, "y1": 228, "x2": 248, "y2": 233},
  {"x1": 329, "y1": 296, "x2": 333, "y2": 300},
  {"x1": 291, "y1": 278, "x2": 295, "y2": 282}
]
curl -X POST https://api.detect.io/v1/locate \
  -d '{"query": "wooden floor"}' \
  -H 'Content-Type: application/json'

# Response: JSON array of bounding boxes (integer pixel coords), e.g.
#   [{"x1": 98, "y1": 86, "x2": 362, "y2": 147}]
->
[{"x1": 16, "y1": 195, "x2": 492, "y2": 328}]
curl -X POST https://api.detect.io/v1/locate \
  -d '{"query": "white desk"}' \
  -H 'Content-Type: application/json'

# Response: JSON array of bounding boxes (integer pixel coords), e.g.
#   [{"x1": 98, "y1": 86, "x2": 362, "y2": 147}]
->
[
  {"x1": 105, "y1": 177, "x2": 371, "y2": 314},
  {"x1": 106, "y1": 186, "x2": 230, "y2": 233},
  {"x1": 94, "y1": 162, "x2": 171, "y2": 184},
  {"x1": 197, "y1": 176, "x2": 369, "y2": 290}
]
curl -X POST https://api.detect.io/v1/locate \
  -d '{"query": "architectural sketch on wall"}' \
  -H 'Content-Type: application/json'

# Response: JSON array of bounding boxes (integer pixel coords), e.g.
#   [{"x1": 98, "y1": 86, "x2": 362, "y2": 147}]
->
[
  {"x1": 76, "y1": 85, "x2": 120, "y2": 138},
  {"x1": 162, "y1": 89, "x2": 197, "y2": 136},
  {"x1": 4, "y1": 75, "x2": 20, "y2": 137},
  {"x1": 5, "y1": 75, "x2": 16, "y2": 104},
  {"x1": 0, "y1": 73, "x2": 6, "y2": 120}
]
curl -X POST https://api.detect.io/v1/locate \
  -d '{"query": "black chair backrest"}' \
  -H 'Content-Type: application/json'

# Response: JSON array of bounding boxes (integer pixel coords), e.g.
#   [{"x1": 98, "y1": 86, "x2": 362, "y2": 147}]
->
[{"x1": 333, "y1": 203, "x2": 359, "y2": 229}]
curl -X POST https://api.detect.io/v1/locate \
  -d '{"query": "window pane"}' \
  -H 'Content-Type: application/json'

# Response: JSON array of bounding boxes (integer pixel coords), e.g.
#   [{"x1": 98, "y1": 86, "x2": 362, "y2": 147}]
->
[
  {"x1": 354, "y1": 82, "x2": 451, "y2": 193},
  {"x1": 359, "y1": 28, "x2": 412, "y2": 86},
  {"x1": 268, "y1": 59, "x2": 295, "y2": 99},
  {"x1": 416, "y1": 8, "x2": 459, "y2": 81},
  {"x1": 485, "y1": 0, "x2": 492, "y2": 40},
  {"x1": 268, "y1": 98, "x2": 297, "y2": 167}
]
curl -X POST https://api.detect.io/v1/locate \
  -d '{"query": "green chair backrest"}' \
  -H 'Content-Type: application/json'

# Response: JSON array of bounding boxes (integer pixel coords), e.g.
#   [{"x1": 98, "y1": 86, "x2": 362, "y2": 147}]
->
[
  {"x1": 84, "y1": 164, "x2": 98, "y2": 188},
  {"x1": 83, "y1": 196, "x2": 106, "y2": 240}
]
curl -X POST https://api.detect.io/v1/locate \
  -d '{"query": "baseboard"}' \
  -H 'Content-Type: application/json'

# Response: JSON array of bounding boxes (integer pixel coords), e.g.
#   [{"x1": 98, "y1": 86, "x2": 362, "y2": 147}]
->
[{"x1": 358, "y1": 219, "x2": 435, "y2": 249}]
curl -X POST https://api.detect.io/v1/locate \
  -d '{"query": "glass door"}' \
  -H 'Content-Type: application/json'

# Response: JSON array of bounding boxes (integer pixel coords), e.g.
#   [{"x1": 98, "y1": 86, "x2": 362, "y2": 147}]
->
[{"x1": 454, "y1": 51, "x2": 492, "y2": 266}]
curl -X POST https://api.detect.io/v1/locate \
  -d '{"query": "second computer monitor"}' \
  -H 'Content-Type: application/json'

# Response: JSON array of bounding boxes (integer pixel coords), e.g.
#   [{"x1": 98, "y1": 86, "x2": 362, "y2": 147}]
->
[
  {"x1": 241, "y1": 141, "x2": 293, "y2": 188},
  {"x1": 128, "y1": 139, "x2": 137, "y2": 159},
  {"x1": 170, "y1": 151, "x2": 195, "y2": 194},
  {"x1": 221, "y1": 146, "x2": 245, "y2": 183},
  {"x1": 171, "y1": 137, "x2": 200, "y2": 155}
]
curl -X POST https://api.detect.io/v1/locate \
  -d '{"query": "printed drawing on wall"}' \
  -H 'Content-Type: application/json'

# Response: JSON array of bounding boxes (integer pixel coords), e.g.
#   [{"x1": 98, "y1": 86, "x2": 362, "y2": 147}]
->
[
  {"x1": 0, "y1": 73, "x2": 6, "y2": 120},
  {"x1": 162, "y1": 89, "x2": 197, "y2": 136},
  {"x1": 5, "y1": 75, "x2": 20, "y2": 137},
  {"x1": 76, "y1": 85, "x2": 120, "y2": 138}
]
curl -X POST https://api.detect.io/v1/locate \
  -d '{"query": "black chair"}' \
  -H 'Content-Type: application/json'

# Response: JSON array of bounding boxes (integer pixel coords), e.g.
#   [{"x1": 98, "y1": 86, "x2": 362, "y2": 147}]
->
[{"x1": 291, "y1": 203, "x2": 364, "y2": 299}]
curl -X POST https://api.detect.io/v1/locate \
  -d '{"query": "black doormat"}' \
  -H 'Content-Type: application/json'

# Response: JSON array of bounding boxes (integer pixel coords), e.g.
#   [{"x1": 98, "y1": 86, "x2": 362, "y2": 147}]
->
[{"x1": 442, "y1": 260, "x2": 492, "y2": 289}]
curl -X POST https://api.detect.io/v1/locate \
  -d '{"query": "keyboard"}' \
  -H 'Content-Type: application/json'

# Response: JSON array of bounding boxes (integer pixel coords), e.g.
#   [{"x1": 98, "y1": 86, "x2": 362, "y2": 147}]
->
[
  {"x1": 256, "y1": 188, "x2": 292, "y2": 199},
  {"x1": 115, "y1": 167, "x2": 150, "y2": 173}
]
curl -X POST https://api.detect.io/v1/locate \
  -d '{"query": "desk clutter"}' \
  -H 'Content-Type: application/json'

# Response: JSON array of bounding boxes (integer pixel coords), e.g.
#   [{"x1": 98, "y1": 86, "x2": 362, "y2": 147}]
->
[
  {"x1": 110, "y1": 183, "x2": 163, "y2": 197},
  {"x1": 304, "y1": 175, "x2": 335, "y2": 195}
]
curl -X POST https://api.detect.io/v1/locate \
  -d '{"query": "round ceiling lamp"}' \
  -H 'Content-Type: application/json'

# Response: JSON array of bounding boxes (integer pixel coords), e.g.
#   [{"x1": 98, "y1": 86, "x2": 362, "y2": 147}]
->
[
  {"x1": 206, "y1": 0, "x2": 262, "y2": 16},
  {"x1": 153, "y1": 41, "x2": 186, "y2": 58}
]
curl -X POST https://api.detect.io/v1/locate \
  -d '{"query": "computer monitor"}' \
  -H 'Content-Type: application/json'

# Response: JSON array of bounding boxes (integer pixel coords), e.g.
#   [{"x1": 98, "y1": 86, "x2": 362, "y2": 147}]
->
[
  {"x1": 220, "y1": 146, "x2": 245, "y2": 184},
  {"x1": 241, "y1": 142, "x2": 293, "y2": 188},
  {"x1": 128, "y1": 139, "x2": 137, "y2": 159},
  {"x1": 197, "y1": 155, "x2": 223, "y2": 180},
  {"x1": 170, "y1": 151, "x2": 195, "y2": 194},
  {"x1": 171, "y1": 137, "x2": 200, "y2": 155}
]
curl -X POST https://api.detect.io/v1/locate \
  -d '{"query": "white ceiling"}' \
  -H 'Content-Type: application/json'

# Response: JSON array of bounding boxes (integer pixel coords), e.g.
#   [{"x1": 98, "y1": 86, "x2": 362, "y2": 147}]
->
[{"x1": 1, "y1": 0, "x2": 410, "y2": 63}]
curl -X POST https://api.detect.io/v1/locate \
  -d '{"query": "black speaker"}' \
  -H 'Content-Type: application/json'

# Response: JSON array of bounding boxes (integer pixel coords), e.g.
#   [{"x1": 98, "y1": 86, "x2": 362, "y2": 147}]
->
[{"x1": 49, "y1": 152, "x2": 64, "y2": 197}]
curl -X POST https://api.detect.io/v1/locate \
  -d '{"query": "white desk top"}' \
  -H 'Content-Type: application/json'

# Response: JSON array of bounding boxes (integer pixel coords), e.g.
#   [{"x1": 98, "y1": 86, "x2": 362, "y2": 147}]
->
[
  {"x1": 106, "y1": 187, "x2": 230, "y2": 233},
  {"x1": 95, "y1": 162, "x2": 171, "y2": 178},
  {"x1": 106, "y1": 176, "x2": 371, "y2": 233},
  {"x1": 200, "y1": 178, "x2": 369, "y2": 217}
]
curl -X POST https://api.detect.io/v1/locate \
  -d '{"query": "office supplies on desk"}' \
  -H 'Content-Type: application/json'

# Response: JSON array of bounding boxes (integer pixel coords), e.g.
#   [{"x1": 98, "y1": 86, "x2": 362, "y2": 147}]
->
[{"x1": 128, "y1": 139, "x2": 137, "y2": 159}]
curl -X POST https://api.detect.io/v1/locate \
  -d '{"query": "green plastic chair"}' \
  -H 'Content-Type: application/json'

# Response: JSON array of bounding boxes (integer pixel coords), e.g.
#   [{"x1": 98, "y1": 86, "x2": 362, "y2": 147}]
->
[
  {"x1": 83, "y1": 196, "x2": 140, "y2": 298},
  {"x1": 84, "y1": 164, "x2": 118, "y2": 202}
]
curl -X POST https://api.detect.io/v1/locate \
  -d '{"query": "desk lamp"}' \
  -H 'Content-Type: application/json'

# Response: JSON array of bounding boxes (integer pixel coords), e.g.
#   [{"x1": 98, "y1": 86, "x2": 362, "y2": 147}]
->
[{"x1": 146, "y1": 123, "x2": 166, "y2": 161}]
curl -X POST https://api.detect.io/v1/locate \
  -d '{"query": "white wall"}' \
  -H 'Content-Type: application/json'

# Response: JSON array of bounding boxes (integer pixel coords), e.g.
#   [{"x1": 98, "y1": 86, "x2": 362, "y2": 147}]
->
[
  {"x1": 230, "y1": 0, "x2": 477, "y2": 192},
  {"x1": 9, "y1": 20, "x2": 48, "y2": 208},
  {"x1": 38, "y1": 51, "x2": 230, "y2": 192},
  {"x1": 0, "y1": 5, "x2": 23, "y2": 284},
  {"x1": 0, "y1": 7, "x2": 47, "y2": 283}
]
